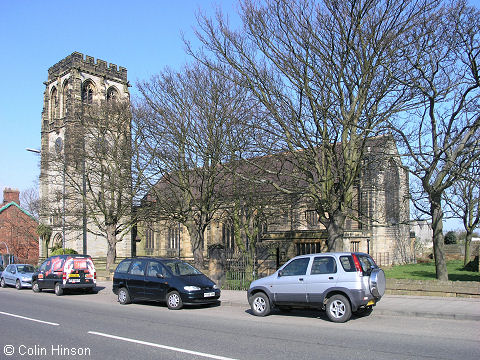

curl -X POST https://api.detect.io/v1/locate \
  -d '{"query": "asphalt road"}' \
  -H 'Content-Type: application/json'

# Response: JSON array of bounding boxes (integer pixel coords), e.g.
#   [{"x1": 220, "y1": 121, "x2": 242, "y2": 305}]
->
[{"x1": 0, "y1": 286, "x2": 479, "y2": 360}]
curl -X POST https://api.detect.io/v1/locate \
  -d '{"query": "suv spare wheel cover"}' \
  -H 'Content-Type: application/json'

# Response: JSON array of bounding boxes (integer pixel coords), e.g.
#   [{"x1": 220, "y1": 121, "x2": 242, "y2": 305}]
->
[{"x1": 369, "y1": 268, "x2": 386, "y2": 297}]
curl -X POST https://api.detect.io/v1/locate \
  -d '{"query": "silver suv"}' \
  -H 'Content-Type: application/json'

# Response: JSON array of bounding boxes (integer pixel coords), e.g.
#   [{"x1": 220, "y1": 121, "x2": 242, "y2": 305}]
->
[{"x1": 247, "y1": 252, "x2": 386, "y2": 322}]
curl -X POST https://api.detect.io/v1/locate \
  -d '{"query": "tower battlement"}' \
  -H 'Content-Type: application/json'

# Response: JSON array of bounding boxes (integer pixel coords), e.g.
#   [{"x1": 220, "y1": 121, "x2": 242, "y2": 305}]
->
[{"x1": 48, "y1": 52, "x2": 127, "y2": 82}]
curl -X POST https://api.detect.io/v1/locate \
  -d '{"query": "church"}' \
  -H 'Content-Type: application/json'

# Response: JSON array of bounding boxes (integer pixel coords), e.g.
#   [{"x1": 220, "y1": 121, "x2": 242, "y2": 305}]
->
[{"x1": 38, "y1": 53, "x2": 412, "y2": 270}]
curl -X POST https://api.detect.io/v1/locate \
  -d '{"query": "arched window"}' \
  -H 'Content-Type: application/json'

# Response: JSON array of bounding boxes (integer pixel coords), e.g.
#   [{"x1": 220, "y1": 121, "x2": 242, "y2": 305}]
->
[
  {"x1": 107, "y1": 87, "x2": 119, "y2": 102},
  {"x1": 50, "y1": 87, "x2": 58, "y2": 120},
  {"x1": 82, "y1": 81, "x2": 95, "y2": 104},
  {"x1": 222, "y1": 222, "x2": 235, "y2": 252},
  {"x1": 385, "y1": 159, "x2": 400, "y2": 224},
  {"x1": 62, "y1": 80, "x2": 69, "y2": 116}
]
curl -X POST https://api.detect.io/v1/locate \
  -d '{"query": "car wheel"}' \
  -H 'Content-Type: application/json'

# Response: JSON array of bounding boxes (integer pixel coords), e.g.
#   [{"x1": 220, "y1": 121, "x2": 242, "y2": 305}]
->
[
  {"x1": 166, "y1": 291, "x2": 183, "y2": 310},
  {"x1": 15, "y1": 279, "x2": 22, "y2": 290},
  {"x1": 118, "y1": 287, "x2": 131, "y2": 305},
  {"x1": 32, "y1": 281, "x2": 42, "y2": 293},
  {"x1": 54, "y1": 282, "x2": 63, "y2": 296},
  {"x1": 0, "y1": 277, "x2": 6, "y2": 288},
  {"x1": 326, "y1": 294, "x2": 351, "y2": 323},
  {"x1": 250, "y1": 292, "x2": 271, "y2": 317}
]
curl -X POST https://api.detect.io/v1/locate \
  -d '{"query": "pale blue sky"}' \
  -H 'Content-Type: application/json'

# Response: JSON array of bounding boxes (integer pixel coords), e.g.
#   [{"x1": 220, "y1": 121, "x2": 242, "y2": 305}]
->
[
  {"x1": 0, "y1": 0, "x2": 239, "y2": 199},
  {"x1": 0, "y1": 0, "x2": 474, "y2": 231}
]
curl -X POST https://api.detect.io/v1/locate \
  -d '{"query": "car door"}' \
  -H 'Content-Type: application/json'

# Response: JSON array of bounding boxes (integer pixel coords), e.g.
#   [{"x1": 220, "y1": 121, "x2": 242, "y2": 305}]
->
[
  {"x1": 47, "y1": 257, "x2": 65, "y2": 289},
  {"x1": 126, "y1": 259, "x2": 147, "y2": 299},
  {"x1": 144, "y1": 261, "x2": 170, "y2": 301},
  {"x1": 305, "y1": 255, "x2": 338, "y2": 305},
  {"x1": 271, "y1": 257, "x2": 310, "y2": 305},
  {"x1": 36, "y1": 259, "x2": 50, "y2": 289},
  {"x1": 5, "y1": 265, "x2": 15, "y2": 285}
]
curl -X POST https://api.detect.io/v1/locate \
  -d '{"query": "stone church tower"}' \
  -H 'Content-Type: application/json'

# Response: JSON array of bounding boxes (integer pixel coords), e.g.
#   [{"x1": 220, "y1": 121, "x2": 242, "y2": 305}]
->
[{"x1": 39, "y1": 52, "x2": 132, "y2": 259}]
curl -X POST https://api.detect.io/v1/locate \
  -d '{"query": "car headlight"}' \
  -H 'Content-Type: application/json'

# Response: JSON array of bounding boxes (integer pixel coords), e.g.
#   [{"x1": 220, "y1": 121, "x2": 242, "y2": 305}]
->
[
  {"x1": 213, "y1": 284, "x2": 218, "y2": 290},
  {"x1": 184, "y1": 286, "x2": 201, "y2": 291}
]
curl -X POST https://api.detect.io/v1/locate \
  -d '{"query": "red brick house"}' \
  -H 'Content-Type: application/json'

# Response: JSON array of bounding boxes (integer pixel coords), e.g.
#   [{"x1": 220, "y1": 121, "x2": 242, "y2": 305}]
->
[{"x1": 0, "y1": 188, "x2": 39, "y2": 264}]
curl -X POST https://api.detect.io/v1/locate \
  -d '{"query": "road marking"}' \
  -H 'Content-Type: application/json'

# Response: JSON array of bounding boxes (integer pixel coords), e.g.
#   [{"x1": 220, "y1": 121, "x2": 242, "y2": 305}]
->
[
  {"x1": 0, "y1": 311, "x2": 59, "y2": 326},
  {"x1": 88, "y1": 331, "x2": 238, "y2": 360}
]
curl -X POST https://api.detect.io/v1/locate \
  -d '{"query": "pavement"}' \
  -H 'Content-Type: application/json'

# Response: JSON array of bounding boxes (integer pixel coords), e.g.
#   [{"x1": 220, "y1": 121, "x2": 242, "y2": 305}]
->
[{"x1": 95, "y1": 281, "x2": 480, "y2": 321}]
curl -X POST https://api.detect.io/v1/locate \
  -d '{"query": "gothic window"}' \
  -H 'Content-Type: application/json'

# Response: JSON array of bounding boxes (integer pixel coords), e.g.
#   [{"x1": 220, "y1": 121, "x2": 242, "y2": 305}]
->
[
  {"x1": 350, "y1": 241, "x2": 360, "y2": 252},
  {"x1": 385, "y1": 159, "x2": 400, "y2": 224},
  {"x1": 107, "y1": 87, "x2": 119, "y2": 102},
  {"x1": 145, "y1": 225, "x2": 154, "y2": 250},
  {"x1": 50, "y1": 87, "x2": 58, "y2": 120},
  {"x1": 305, "y1": 210, "x2": 318, "y2": 227},
  {"x1": 222, "y1": 222, "x2": 235, "y2": 252},
  {"x1": 62, "y1": 80, "x2": 69, "y2": 116},
  {"x1": 296, "y1": 242, "x2": 322, "y2": 256},
  {"x1": 167, "y1": 225, "x2": 180, "y2": 250},
  {"x1": 82, "y1": 81, "x2": 95, "y2": 104}
]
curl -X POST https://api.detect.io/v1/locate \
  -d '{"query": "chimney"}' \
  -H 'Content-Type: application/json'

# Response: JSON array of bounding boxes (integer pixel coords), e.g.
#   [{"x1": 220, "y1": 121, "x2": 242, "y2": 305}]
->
[{"x1": 3, "y1": 188, "x2": 20, "y2": 206}]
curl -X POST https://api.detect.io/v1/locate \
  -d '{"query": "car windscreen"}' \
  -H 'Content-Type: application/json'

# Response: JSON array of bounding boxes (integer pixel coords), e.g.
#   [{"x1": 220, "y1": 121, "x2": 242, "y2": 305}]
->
[
  {"x1": 17, "y1": 265, "x2": 35, "y2": 273},
  {"x1": 163, "y1": 261, "x2": 202, "y2": 276}
]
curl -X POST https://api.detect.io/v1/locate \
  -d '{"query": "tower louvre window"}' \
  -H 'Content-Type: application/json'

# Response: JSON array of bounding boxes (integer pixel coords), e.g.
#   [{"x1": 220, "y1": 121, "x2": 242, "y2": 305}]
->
[
  {"x1": 82, "y1": 81, "x2": 95, "y2": 104},
  {"x1": 50, "y1": 87, "x2": 58, "y2": 120},
  {"x1": 107, "y1": 87, "x2": 118, "y2": 102}
]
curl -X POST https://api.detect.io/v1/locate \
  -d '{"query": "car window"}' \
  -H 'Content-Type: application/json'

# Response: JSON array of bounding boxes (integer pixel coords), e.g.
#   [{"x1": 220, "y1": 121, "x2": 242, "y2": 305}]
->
[
  {"x1": 147, "y1": 261, "x2": 169, "y2": 278},
  {"x1": 311, "y1": 257, "x2": 337, "y2": 275},
  {"x1": 115, "y1": 260, "x2": 131, "y2": 274},
  {"x1": 340, "y1": 256, "x2": 355, "y2": 272},
  {"x1": 357, "y1": 254, "x2": 377, "y2": 272},
  {"x1": 51, "y1": 257, "x2": 65, "y2": 272},
  {"x1": 163, "y1": 261, "x2": 202, "y2": 276},
  {"x1": 6, "y1": 265, "x2": 13, "y2": 272},
  {"x1": 17, "y1": 265, "x2": 35, "y2": 273},
  {"x1": 281, "y1": 258, "x2": 310, "y2": 276},
  {"x1": 128, "y1": 260, "x2": 145, "y2": 276}
]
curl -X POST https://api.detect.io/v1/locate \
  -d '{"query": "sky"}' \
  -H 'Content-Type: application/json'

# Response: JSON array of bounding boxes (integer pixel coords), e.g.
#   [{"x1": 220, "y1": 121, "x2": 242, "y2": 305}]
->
[
  {"x1": 0, "y1": 0, "x2": 475, "y2": 231},
  {"x1": 0, "y1": 0, "x2": 239, "y2": 198}
]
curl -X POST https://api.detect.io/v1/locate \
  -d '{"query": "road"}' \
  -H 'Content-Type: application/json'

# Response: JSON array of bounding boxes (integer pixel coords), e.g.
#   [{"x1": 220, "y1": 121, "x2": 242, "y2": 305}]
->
[{"x1": 0, "y1": 286, "x2": 479, "y2": 360}]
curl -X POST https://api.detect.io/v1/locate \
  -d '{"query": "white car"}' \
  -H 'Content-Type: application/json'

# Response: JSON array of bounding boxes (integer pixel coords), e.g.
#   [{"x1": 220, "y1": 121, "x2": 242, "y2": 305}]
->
[
  {"x1": 0, "y1": 264, "x2": 35, "y2": 289},
  {"x1": 248, "y1": 252, "x2": 386, "y2": 322}
]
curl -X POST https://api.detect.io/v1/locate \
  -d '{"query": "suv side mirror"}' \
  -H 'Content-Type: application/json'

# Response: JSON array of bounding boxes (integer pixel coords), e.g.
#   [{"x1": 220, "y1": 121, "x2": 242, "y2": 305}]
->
[
  {"x1": 156, "y1": 273, "x2": 165, "y2": 279},
  {"x1": 277, "y1": 270, "x2": 283, "y2": 277}
]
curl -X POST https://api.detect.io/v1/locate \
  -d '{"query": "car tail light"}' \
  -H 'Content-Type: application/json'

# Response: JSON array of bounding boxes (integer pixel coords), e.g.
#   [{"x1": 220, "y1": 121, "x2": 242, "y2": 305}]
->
[
  {"x1": 352, "y1": 254, "x2": 363, "y2": 277},
  {"x1": 62, "y1": 272, "x2": 66, "y2": 281},
  {"x1": 94, "y1": 272, "x2": 96, "y2": 280}
]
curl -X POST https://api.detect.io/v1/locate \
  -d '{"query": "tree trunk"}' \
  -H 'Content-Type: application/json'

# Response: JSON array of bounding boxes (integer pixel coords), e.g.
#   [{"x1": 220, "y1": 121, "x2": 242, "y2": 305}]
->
[
  {"x1": 431, "y1": 194, "x2": 448, "y2": 280},
  {"x1": 186, "y1": 222, "x2": 205, "y2": 269},
  {"x1": 465, "y1": 231, "x2": 473, "y2": 267},
  {"x1": 105, "y1": 224, "x2": 117, "y2": 272},
  {"x1": 325, "y1": 213, "x2": 346, "y2": 252}
]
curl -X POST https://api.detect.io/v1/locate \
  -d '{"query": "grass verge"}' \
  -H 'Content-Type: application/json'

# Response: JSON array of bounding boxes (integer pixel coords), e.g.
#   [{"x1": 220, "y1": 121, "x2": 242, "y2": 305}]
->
[{"x1": 384, "y1": 260, "x2": 479, "y2": 282}]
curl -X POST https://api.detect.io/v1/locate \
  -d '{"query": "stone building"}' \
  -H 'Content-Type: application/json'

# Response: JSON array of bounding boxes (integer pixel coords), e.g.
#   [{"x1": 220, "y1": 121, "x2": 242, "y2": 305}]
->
[
  {"x1": 136, "y1": 135, "x2": 411, "y2": 269},
  {"x1": 39, "y1": 52, "x2": 132, "y2": 259},
  {"x1": 0, "y1": 188, "x2": 39, "y2": 264}
]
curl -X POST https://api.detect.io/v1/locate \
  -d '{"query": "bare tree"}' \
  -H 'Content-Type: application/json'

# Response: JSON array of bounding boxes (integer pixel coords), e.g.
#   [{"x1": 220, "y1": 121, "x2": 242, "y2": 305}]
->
[
  {"x1": 389, "y1": 0, "x2": 480, "y2": 280},
  {"x1": 47, "y1": 99, "x2": 147, "y2": 271},
  {"x1": 137, "y1": 61, "x2": 257, "y2": 268},
  {"x1": 445, "y1": 159, "x2": 480, "y2": 266},
  {"x1": 189, "y1": 0, "x2": 431, "y2": 251},
  {"x1": 20, "y1": 187, "x2": 40, "y2": 220}
]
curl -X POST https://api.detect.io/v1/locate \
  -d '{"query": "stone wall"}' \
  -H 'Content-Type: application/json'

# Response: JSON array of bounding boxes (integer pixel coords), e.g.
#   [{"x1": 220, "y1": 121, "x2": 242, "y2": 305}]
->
[{"x1": 386, "y1": 278, "x2": 480, "y2": 298}]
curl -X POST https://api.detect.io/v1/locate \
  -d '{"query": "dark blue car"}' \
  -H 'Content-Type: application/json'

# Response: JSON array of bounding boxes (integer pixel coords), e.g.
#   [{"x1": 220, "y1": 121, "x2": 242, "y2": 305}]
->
[{"x1": 112, "y1": 257, "x2": 220, "y2": 309}]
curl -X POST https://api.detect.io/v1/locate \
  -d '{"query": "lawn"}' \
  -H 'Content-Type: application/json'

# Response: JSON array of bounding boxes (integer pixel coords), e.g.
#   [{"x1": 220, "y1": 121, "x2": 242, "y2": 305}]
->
[{"x1": 384, "y1": 260, "x2": 479, "y2": 282}]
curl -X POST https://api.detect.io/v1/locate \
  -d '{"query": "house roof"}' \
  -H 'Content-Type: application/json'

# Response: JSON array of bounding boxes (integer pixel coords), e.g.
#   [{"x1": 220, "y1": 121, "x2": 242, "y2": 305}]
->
[{"x1": 0, "y1": 201, "x2": 37, "y2": 221}]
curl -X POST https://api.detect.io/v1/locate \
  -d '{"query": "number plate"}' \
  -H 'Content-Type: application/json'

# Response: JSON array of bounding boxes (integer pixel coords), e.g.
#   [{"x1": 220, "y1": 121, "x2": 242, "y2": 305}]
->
[
  {"x1": 204, "y1": 292, "x2": 215, "y2": 297},
  {"x1": 69, "y1": 279, "x2": 80, "y2": 283}
]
